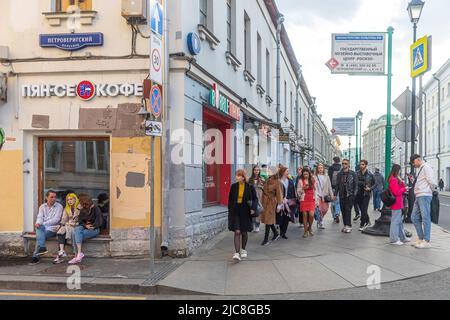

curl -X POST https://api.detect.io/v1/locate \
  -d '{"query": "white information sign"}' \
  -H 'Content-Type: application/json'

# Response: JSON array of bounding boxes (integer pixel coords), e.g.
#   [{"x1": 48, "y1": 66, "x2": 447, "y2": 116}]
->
[
  {"x1": 145, "y1": 120, "x2": 163, "y2": 137},
  {"x1": 332, "y1": 118, "x2": 356, "y2": 136},
  {"x1": 330, "y1": 33, "x2": 386, "y2": 74},
  {"x1": 150, "y1": 34, "x2": 163, "y2": 85}
]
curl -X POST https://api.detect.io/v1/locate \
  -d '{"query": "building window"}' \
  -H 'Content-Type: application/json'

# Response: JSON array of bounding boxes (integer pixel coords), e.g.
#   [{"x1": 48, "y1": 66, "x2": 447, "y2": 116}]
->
[
  {"x1": 257, "y1": 34, "x2": 262, "y2": 86},
  {"x1": 199, "y1": 0, "x2": 207, "y2": 26},
  {"x1": 244, "y1": 12, "x2": 251, "y2": 71},
  {"x1": 266, "y1": 49, "x2": 271, "y2": 95},
  {"x1": 226, "y1": 0, "x2": 232, "y2": 52},
  {"x1": 56, "y1": 0, "x2": 92, "y2": 12},
  {"x1": 39, "y1": 137, "x2": 110, "y2": 233},
  {"x1": 448, "y1": 121, "x2": 450, "y2": 148},
  {"x1": 290, "y1": 91, "x2": 293, "y2": 123}
]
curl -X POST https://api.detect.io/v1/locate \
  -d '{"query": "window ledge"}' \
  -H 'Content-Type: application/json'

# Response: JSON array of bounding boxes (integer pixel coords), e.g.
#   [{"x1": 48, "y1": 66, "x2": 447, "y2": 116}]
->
[
  {"x1": 225, "y1": 51, "x2": 241, "y2": 71},
  {"x1": 197, "y1": 24, "x2": 220, "y2": 50},
  {"x1": 42, "y1": 11, "x2": 98, "y2": 27},
  {"x1": 256, "y1": 84, "x2": 266, "y2": 97},
  {"x1": 243, "y1": 70, "x2": 256, "y2": 86}
]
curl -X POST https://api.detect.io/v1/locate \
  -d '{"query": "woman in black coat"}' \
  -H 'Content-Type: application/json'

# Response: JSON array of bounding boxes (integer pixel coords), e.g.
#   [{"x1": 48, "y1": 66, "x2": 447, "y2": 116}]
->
[{"x1": 228, "y1": 169, "x2": 257, "y2": 261}]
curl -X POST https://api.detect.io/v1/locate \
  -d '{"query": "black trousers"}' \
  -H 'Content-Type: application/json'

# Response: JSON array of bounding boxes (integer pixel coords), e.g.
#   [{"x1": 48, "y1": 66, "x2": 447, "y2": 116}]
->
[
  {"x1": 356, "y1": 194, "x2": 371, "y2": 226},
  {"x1": 264, "y1": 224, "x2": 278, "y2": 241},
  {"x1": 278, "y1": 214, "x2": 290, "y2": 236},
  {"x1": 57, "y1": 234, "x2": 67, "y2": 246},
  {"x1": 341, "y1": 196, "x2": 355, "y2": 227}
]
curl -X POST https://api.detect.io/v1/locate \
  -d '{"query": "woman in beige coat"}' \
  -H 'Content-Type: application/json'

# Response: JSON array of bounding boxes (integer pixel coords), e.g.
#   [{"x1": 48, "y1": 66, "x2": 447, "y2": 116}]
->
[
  {"x1": 53, "y1": 193, "x2": 80, "y2": 264},
  {"x1": 315, "y1": 163, "x2": 334, "y2": 230},
  {"x1": 260, "y1": 170, "x2": 283, "y2": 246}
]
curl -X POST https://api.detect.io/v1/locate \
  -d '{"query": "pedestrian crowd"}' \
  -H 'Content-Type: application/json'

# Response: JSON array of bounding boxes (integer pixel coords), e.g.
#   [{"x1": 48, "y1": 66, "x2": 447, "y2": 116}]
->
[{"x1": 228, "y1": 154, "x2": 439, "y2": 261}]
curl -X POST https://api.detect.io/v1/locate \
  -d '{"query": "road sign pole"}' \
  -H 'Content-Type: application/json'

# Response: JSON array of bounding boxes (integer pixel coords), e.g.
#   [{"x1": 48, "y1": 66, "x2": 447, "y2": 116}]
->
[
  {"x1": 385, "y1": 26, "x2": 394, "y2": 187},
  {"x1": 410, "y1": 23, "x2": 417, "y2": 171},
  {"x1": 355, "y1": 115, "x2": 359, "y2": 168}
]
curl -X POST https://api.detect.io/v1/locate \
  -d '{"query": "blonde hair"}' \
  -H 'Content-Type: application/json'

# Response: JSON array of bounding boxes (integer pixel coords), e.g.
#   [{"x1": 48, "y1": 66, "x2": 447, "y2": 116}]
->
[
  {"x1": 236, "y1": 169, "x2": 248, "y2": 183},
  {"x1": 64, "y1": 193, "x2": 79, "y2": 215}
]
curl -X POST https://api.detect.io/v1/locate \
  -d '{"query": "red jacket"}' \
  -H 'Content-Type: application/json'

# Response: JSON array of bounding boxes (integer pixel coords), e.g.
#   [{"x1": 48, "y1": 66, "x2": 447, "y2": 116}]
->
[{"x1": 388, "y1": 177, "x2": 407, "y2": 210}]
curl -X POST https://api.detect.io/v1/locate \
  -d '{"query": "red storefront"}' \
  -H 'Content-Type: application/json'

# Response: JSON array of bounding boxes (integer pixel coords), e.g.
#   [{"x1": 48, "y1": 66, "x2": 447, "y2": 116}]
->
[{"x1": 203, "y1": 83, "x2": 241, "y2": 207}]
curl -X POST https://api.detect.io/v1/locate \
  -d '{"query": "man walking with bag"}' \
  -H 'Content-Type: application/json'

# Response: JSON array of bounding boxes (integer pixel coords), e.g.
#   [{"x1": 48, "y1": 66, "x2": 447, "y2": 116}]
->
[{"x1": 409, "y1": 154, "x2": 437, "y2": 249}]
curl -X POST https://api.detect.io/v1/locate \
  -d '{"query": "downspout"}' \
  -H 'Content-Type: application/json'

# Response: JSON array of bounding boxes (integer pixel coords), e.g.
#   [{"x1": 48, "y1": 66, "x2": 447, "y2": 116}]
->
[{"x1": 433, "y1": 74, "x2": 441, "y2": 181}]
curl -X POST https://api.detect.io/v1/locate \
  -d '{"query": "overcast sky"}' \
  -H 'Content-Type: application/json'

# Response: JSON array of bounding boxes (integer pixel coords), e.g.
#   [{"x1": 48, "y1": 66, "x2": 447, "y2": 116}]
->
[{"x1": 277, "y1": 0, "x2": 450, "y2": 147}]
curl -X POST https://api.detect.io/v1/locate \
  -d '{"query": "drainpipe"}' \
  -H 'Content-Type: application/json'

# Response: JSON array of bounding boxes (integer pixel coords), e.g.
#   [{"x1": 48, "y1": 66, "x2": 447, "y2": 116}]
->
[
  {"x1": 433, "y1": 74, "x2": 441, "y2": 181},
  {"x1": 422, "y1": 90, "x2": 427, "y2": 161},
  {"x1": 276, "y1": 14, "x2": 284, "y2": 164}
]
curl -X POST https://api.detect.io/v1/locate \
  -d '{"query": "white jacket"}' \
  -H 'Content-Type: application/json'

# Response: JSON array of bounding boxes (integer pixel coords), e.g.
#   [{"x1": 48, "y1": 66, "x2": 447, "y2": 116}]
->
[{"x1": 414, "y1": 163, "x2": 437, "y2": 198}]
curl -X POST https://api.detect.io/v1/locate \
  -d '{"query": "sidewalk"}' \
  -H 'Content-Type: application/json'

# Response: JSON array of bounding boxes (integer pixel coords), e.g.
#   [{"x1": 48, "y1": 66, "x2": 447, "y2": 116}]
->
[
  {"x1": 158, "y1": 211, "x2": 450, "y2": 296},
  {"x1": 1, "y1": 211, "x2": 449, "y2": 296}
]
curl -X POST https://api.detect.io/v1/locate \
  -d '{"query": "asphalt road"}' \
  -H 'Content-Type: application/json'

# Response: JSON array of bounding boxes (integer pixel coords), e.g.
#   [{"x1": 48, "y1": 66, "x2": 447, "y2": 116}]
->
[{"x1": 438, "y1": 195, "x2": 450, "y2": 231}]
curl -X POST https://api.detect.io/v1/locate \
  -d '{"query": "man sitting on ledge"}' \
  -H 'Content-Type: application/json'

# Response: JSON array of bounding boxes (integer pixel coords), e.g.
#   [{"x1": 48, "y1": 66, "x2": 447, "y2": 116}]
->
[{"x1": 29, "y1": 190, "x2": 63, "y2": 265}]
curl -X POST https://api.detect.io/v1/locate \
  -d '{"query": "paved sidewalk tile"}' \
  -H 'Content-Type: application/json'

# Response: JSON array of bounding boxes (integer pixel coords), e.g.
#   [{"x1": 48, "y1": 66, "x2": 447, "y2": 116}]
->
[
  {"x1": 314, "y1": 253, "x2": 405, "y2": 287},
  {"x1": 158, "y1": 261, "x2": 227, "y2": 295},
  {"x1": 348, "y1": 248, "x2": 443, "y2": 278},
  {"x1": 225, "y1": 260, "x2": 289, "y2": 296},
  {"x1": 273, "y1": 258, "x2": 354, "y2": 293}
]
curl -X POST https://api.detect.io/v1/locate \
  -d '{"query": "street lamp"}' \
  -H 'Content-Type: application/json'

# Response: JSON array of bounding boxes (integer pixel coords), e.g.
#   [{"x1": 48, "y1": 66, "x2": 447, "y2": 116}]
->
[
  {"x1": 355, "y1": 111, "x2": 363, "y2": 167},
  {"x1": 407, "y1": 0, "x2": 425, "y2": 166}
]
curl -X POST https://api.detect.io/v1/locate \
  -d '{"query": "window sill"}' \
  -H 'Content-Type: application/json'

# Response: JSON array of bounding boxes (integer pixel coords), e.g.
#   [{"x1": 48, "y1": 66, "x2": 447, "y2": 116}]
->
[
  {"x1": 42, "y1": 11, "x2": 97, "y2": 27},
  {"x1": 225, "y1": 51, "x2": 242, "y2": 71},
  {"x1": 256, "y1": 84, "x2": 266, "y2": 97},
  {"x1": 197, "y1": 24, "x2": 220, "y2": 50},
  {"x1": 243, "y1": 70, "x2": 256, "y2": 86}
]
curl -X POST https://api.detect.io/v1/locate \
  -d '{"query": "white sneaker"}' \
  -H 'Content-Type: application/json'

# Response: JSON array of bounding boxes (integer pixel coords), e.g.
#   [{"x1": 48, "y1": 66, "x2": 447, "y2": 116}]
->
[
  {"x1": 232, "y1": 253, "x2": 241, "y2": 261},
  {"x1": 58, "y1": 250, "x2": 67, "y2": 258},
  {"x1": 411, "y1": 240, "x2": 424, "y2": 247},
  {"x1": 255, "y1": 227, "x2": 260, "y2": 233},
  {"x1": 240, "y1": 250, "x2": 248, "y2": 258},
  {"x1": 345, "y1": 227, "x2": 352, "y2": 233},
  {"x1": 416, "y1": 241, "x2": 432, "y2": 249},
  {"x1": 403, "y1": 237, "x2": 412, "y2": 243},
  {"x1": 390, "y1": 241, "x2": 404, "y2": 246}
]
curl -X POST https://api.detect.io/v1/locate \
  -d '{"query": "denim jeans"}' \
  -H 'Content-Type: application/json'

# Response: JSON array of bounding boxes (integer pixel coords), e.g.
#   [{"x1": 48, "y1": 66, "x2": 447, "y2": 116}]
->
[
  {"x1": 331, "y1": 196, "x2": 341, "y2": 217},
  {"x1": 373, "y1": 190, "x2": 382, "y2": 210},
  {"x1": 412, "y1": 196, "x2": 432, "y2": 242},
  {"x1": 33, "y1": 225, "x2": 56, "y2": 258},
  {"x1": 390, "y1": 210, "x2": 407, "y2": 243},
  {"x1": 74, "y1": 226, "x2": 100, "y2": 245}
]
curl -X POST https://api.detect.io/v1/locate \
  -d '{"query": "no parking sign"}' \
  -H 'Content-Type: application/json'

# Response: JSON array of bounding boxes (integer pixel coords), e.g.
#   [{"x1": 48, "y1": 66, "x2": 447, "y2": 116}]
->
[{"x1": 150, "y1": 84, "x2": 162, "y2": 118}]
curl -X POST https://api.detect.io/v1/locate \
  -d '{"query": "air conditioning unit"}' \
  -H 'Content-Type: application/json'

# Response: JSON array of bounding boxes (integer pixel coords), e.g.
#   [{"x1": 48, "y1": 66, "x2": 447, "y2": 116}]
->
[
  {"x1": 0, "y1": 73, "x2": 6, "y2": 103},
  {"x1": 121, "y1": 0, "x2": 147, "y2": 22}
]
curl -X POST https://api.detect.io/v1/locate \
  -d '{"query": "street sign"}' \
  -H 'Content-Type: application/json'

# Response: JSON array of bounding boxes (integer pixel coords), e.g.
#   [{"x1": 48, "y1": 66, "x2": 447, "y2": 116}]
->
[
  {"x1": 150, "y1": 0, "x2": 163, "y2": 37},
  {"x1": 145, "y1": 120, "x2": 163, "y2": 137},
  {"x1": 329, "y1": 33, "x2": 386, "y2": 75},
  {"x1": 395, "y1": 120, "x2": 419, "y2": 143},
  {"x1": 393, "y1": 88, "x2": 421, "y2": 117},
  {"x1": 150, "y1": 34, "x2": 163, "y2": 85},
  {"x1": 411, "y1": 36, "x2": 432, "y2": 78},
  {"x1": 150, "y1": 84, "x2": 162, "y2": 118},
  {"x1": 332, "y1": 118, "x2": 356, "y2": 136},
  {"x1": 76, "y1": 80, "x2": 95, "y2": 101},
  {"x1": 278, "y1": 133, "x2": 290, "y2": 143},
  {"x1": 187, "y1": 32, "x2": 201, "y2": 56},
  {"x1": 325, "y1": 58, "x2": 339, "y2": 71}
]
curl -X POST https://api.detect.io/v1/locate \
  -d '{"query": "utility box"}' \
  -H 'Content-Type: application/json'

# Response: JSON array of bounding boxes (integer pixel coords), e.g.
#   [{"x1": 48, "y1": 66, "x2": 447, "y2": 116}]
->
[
  {"x1": 0, "y1": 73, "x2": 6, "y2": 102},
  {"x1": 121, "y1": 0, "x2": 147, "y2": 21}
]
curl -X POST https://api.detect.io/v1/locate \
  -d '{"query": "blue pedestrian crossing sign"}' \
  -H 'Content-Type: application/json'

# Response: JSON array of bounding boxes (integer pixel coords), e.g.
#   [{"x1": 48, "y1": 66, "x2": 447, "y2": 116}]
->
[
  {"x1": 150, "y1": 0, "x2": 163, "y2": 37},
  {"x1": 411, "y1": 36, "x2": 432, "y2": 78}
]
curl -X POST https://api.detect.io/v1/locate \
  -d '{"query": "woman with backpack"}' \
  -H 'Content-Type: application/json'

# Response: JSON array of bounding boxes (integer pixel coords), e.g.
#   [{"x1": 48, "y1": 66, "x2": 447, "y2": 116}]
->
[
  {"x1": 228, "y1": 169, "x2": 258, "y2": 261},
  {"x1": 388, "y1": 164, "x2": 410, "y2": 245}
]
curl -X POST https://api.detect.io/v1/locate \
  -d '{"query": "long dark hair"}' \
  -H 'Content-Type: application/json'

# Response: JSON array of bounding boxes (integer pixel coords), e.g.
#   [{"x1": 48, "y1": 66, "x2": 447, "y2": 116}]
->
[
  {"x1": 389, "y1": 164, "x2": 402, "y2": 183},
  {"x1": 301, "y1": 168, "x2": 314, "y2": 189},
  {"x1": 249, "y1": 165, "x2": 261, "y2": 184}
]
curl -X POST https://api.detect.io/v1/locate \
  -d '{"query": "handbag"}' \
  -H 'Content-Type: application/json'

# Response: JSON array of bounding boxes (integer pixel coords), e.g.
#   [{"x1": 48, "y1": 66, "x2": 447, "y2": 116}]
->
[
  {"x1": 318, "y1": 176, "x2": 333, "y2": 203},
  {"x1": 381, "y1": 189, "x2": 396, "y2": 207}
]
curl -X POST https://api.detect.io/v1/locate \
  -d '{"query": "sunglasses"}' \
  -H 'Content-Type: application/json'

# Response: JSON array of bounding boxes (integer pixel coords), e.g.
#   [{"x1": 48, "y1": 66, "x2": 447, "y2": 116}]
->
[{"x1": 342, "y1": 163, "x2": 349, "y2": 165}]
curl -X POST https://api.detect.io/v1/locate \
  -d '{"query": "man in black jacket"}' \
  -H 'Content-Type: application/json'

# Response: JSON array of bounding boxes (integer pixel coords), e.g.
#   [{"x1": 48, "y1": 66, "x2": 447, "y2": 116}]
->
[
  {"x1": 328, "y1": 157, "x2": 342, "y2": 223},
  {"x1": 356, "y1": 160, "x2": 375, "y2": 231},
  {"x1": 334, "y1": 159, "x2": 358, "y2": 233}
]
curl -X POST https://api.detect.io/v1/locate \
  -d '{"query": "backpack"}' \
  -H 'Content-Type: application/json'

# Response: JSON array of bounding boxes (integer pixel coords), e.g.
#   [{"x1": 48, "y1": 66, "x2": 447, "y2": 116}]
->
[
  {"x1": 381, "y1": 189, "x2": 396, "y2": 207},
  {"x1": 332, "y1": 170, "x2": 339, "y2": 188}
]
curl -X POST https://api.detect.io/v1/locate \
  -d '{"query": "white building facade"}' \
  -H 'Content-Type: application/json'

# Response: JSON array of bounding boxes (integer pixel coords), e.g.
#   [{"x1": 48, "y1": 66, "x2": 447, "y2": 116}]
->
[{"x1": 421, "y1": 59, "x2": 450, "y2": 190}]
